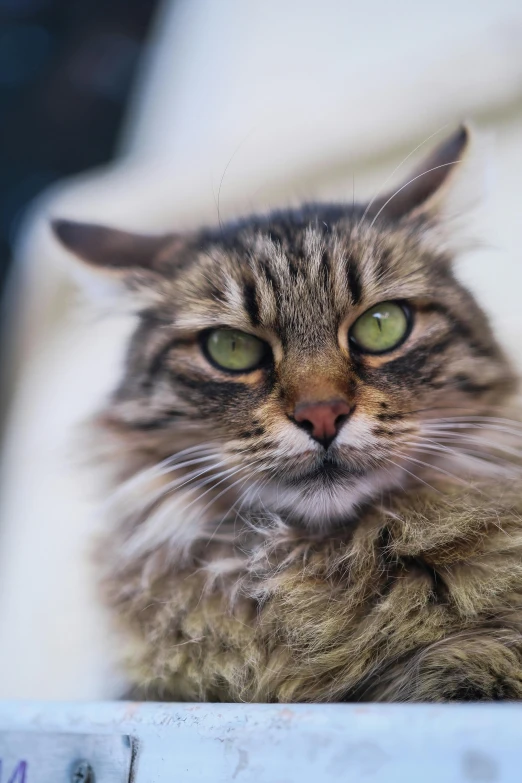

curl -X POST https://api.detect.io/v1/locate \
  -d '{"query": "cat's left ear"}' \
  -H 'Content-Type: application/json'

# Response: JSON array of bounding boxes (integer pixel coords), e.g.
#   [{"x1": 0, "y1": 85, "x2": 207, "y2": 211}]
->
[
  {"x1": 366, "y1": 124, "x2": 478, "y2": 224},
  {"x1": 51, "y1": 219, "x2": 179, "y2": 273},
  {"x1": 51, "y1": 219, "x2": 184, "y2": 303}
]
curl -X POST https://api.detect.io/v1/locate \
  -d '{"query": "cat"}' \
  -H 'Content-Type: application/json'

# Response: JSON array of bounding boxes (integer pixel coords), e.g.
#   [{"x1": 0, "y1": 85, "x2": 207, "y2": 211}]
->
[{"x1": 52, "y1": 126, "x2": 522, "y2": 702}]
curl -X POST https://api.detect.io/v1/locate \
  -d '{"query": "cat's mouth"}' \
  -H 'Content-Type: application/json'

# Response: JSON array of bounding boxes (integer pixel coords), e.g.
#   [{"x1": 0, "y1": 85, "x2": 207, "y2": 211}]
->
[
  {"x1": 282, "y1": 454, "x2": 368, "y2": 487},
  {"x1": 257, "y1": 452, "x2": 404, "y2": 528}
]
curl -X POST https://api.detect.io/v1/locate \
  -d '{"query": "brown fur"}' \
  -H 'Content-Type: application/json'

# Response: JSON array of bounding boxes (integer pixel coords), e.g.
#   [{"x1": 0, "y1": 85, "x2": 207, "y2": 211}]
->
[
  {"x1": 99, "y1": 478, "x2": 522, "y2": 702},
  {"x1": 54, "y1": 127, "x2": 522, "y2": 701}
]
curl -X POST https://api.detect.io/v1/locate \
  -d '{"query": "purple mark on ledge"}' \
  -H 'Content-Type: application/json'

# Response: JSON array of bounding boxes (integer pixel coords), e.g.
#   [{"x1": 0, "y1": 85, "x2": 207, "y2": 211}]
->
[{"x1": 0, "y1": 760, "x2": 28, "y2": 783}]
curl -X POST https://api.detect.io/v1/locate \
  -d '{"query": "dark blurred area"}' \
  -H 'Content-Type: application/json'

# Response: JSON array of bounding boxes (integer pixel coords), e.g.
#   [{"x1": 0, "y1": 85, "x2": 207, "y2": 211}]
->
[{"x1": 0, "y1": 0, "x2": 159, "y2": 298}]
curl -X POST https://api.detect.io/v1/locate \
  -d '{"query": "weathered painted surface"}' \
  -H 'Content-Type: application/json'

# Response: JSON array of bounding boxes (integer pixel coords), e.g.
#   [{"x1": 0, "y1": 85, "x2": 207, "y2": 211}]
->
[
  {"x1": 0, "y1": 732, "x2": 132, "y2": 783},
  {"x1": 0, "y1": 701, "x2": 520, "y2": 782}
]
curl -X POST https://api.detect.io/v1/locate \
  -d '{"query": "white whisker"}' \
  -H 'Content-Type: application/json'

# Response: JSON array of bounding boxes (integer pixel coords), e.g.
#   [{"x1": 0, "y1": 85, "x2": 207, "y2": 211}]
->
[
  {"x1": 359, "y1": 124, "x2": 450, "y2": 226},
  {"x1": 369, "y1": 161, "x2": 462, "y2": 229},
  {"x1": 394, "y1": 451, "x2": 476, "y2": 488},
  {"x1": 383, "y1": 456, "x2": 442, "y2": 494}
]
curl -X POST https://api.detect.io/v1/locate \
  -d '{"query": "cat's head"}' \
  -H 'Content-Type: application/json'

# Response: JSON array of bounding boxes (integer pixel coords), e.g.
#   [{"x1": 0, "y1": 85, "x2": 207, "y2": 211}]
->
[{"x1": 53, "y1": 127, "x2": 517, "y2": 536}]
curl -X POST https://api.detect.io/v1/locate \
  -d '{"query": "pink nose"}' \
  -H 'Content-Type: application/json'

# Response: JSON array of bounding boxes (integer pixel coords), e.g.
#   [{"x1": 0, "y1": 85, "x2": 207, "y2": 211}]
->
[{"x1": 293, "y1": 399, "x2": 353, "y2": 447}]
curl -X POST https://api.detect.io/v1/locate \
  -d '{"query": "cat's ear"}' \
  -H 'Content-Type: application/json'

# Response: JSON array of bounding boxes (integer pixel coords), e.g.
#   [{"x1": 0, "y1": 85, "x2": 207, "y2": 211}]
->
[
  {"x1": 51, "y1": 219, "x2": 178, "y2": 273},
  {"x1": 51, "y1": 219, "x2": 183, "y2": 304},
  {"x1": 366, "y1": 125, "x2": 473, "y2": 223}
]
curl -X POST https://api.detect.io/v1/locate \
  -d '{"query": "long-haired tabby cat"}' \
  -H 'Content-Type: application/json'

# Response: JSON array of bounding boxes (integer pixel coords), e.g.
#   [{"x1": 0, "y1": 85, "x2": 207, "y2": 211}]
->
[{"x1": 53, "y1": 126, "x2": 522, "y2": 702}]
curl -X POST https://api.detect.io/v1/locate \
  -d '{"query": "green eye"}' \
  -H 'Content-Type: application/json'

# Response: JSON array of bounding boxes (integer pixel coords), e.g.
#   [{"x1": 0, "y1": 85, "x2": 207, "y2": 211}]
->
[
  {"x1": 204, "y1": 328, "x2": 267, "y2": 372},
  {"x1": 350, "y1": 301, "x2": 410, "y2": 354}
]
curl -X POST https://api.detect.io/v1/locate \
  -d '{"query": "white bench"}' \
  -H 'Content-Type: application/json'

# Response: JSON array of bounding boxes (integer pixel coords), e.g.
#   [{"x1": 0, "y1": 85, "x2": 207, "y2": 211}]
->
[{"x1": 1, "y1": 701, "x2": 521, "y2": 782}]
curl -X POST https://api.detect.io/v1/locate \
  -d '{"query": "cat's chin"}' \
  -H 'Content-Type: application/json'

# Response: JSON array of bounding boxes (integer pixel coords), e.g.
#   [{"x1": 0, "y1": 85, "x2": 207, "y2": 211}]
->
[{"x1": 258, "y1": 464, "x2": 407, "y2": 530}]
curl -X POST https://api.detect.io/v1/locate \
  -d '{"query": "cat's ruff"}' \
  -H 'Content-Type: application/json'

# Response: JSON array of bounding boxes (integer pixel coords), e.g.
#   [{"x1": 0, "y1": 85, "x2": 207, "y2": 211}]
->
[{"x1": 99, "y1": 479, "x2": 522, "y2": 702}]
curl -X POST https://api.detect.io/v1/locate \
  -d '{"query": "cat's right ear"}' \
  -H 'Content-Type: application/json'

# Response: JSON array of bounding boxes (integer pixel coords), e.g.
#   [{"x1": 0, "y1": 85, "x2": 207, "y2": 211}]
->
[
  {"x1": 366, "y1": 126, "x2": 472, "y2": 223},
  {"x1": 51, "y1": 219, "x2": 182, "y2": 304}
]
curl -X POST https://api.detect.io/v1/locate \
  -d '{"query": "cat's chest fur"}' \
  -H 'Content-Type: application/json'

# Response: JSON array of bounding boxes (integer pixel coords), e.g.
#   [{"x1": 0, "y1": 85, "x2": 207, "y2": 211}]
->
[{"x1": 98, "y1": 481, "x2": 522, "y2": 703}]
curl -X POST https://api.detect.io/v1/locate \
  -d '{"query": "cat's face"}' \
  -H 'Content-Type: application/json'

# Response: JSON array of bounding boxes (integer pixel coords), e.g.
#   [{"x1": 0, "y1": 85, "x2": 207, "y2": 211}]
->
[{"x1": 54, "y1": 128, "x2": 516, "y2": 532}]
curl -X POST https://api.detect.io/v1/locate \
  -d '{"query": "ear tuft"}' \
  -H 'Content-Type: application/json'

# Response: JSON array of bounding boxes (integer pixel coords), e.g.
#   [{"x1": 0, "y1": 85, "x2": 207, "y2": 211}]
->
[
  {"x1": 367, "y1": 125, "x2": 471, "y2": 223},
  {"x1": 51, "y1": 219, "x2": 174, "y2": 272}
]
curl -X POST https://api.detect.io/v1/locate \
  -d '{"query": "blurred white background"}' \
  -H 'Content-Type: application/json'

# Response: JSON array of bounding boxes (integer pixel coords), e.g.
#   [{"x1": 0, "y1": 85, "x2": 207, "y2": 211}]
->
[{"x1": 1, "y1": 0, "x2": 522, "y2": 698}]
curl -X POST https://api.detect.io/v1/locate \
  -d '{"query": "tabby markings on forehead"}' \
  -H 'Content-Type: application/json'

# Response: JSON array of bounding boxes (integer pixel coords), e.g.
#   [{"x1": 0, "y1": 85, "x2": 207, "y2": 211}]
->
[
  {"x1": 302, "y1": 226, "x2": 327, "y2": 279},
  {"x1": 346, "y1": 258, "x2": 363, "y2": 306},
  {"x1": 241, "y1": 279, "x2": 261, "y2": 327}
]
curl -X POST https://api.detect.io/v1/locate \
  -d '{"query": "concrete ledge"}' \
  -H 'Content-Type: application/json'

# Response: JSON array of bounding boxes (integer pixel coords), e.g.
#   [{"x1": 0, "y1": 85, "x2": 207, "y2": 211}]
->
[{"x1": 0, "y1": 701, "x2": 520, "y2": 781}]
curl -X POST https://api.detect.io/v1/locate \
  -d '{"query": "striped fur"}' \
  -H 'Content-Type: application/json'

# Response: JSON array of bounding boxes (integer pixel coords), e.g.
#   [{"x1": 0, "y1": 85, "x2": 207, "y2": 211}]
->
[{"x1": 56, "y1": 128, "x2": 522, "y2": 701}]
